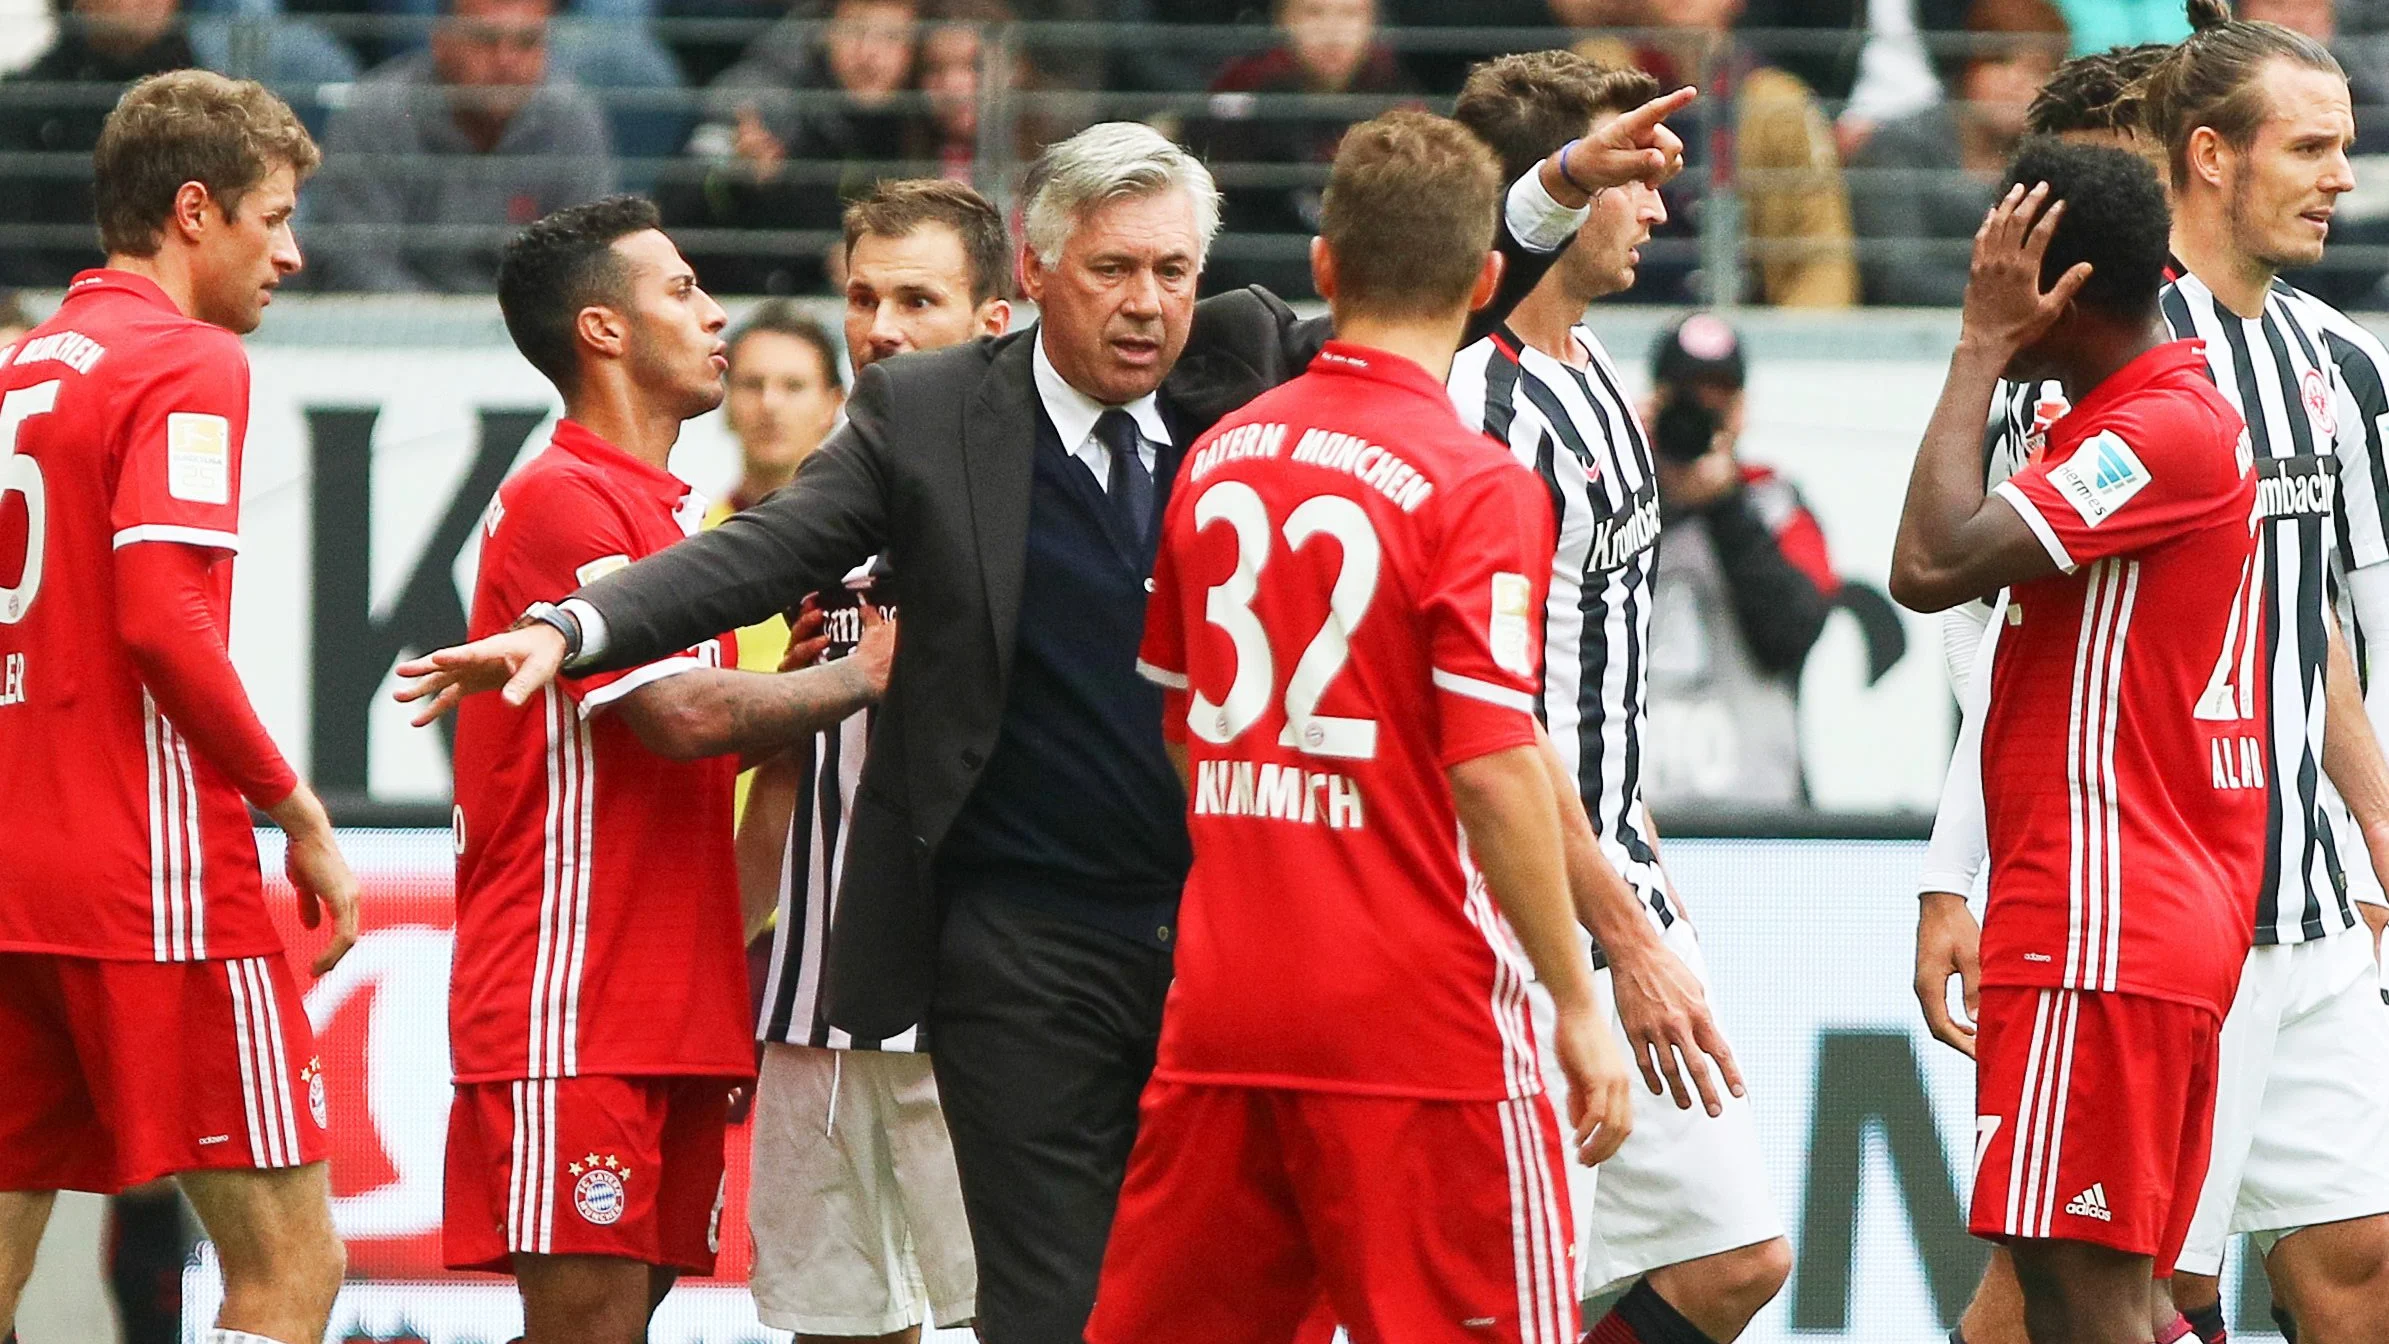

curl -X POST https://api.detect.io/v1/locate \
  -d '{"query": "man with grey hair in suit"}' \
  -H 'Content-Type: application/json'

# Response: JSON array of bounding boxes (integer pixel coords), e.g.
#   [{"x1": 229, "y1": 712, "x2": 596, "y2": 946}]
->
[{"x1": 398, "y1": 98, "x2": 1691, "y2": 1343}]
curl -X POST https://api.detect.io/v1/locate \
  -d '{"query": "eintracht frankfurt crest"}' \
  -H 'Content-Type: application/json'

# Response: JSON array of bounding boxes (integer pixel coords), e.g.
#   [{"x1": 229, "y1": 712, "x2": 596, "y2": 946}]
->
[
  {"x1": 570, "y1": 1153, "x2": 631, "y2": 1226},
  {"x1": 2304, "y1": 367, "x2": 2337, "y2": 437}
]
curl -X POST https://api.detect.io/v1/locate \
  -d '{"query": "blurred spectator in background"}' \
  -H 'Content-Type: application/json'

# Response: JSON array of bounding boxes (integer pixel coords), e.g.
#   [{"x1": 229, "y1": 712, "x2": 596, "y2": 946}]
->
[
  {"x1": 2050, "y1": 0, "x2": 2185, "y2": 54},
  {"x1": 1189, "y1": 0, "x2": 1413, "y2": 297},
  {"x1": 1641, "y1": 314, "x2": 1841, "y2": 810},
  {"x1": 664, "y1": 0, "x2": 920, "y2": 294},
  {"x1": 1378, "y1": 0, "x2": 1558, "y2": 93},
  {"x1": 1586, "y1": 0, "x2": 1859, "y2": 306},
  {"x1": 712, "y1": 300, "x2": 846, "y2": 522},
  {"x1": 0, "y1": 0, "x2": 351, "y2": 279},
  {"x1": 0, "y1": 0, "x2": 54, "y2": 75},
  {"x1": 658, "y1": 0, "x2": 782, "y2": 88},
  {"x1": 909, "y1": 0, "x2": 1046, "y2": 182},
  {"x1": 1850, "y1": 0, "x2": 2064, "y2": 305},
  {"x1": 0, "y1": 0, "x2": 189, "y2": 284},
  {"x1": 330, "y1": 0, "x2": 687, "y2": 174},
  {"x1": 1743, "y1": 0, "x2": 1966, "y2": 156},
  {"x1": 311, "y1": 0, "x2": 615, "y2": 291}
]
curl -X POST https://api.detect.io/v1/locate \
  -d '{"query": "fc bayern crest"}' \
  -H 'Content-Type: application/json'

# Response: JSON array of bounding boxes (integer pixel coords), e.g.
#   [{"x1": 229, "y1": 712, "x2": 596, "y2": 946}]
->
[
  {"x1": 302, "y1": 1058, "x2": 327, "y2": 1130},
  {"x1": 2305, "y1": 367, "x2": 2338, "y2": 437},
  {"x1": 570, "y1": 1154, "x2": 630, "y2": 1226}
]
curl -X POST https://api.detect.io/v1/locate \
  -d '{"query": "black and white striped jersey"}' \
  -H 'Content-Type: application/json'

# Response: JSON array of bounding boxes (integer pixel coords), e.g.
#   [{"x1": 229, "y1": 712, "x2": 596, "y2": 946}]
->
[
  {"x1": 2287, "y1": 291, "x2": 2389, "y2": 684},
  {"x1": 752, "y1": 561, "x2": 916, "y2": 1051},
  {"x1": 2157, "y1": 272, "x2": 2389, "y2": 945},
  {"x1": 1448, "y1": 325, "x2": 1674, "y2": 938}
]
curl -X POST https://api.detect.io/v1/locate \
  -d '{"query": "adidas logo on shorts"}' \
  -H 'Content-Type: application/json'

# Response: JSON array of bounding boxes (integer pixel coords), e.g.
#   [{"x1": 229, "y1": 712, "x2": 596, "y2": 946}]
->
[{"x1": 2065, "y1": 1184, "x2": 2113, "y2": 1222}]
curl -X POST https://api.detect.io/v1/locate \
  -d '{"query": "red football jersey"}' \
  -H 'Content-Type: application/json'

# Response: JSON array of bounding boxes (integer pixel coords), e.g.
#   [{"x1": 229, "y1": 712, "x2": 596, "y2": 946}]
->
[
  {"x1": 1137, "y1": 341, "x2": 1558, "y2": 1101},
  {"x1": 449, "y1": 421, "x2": 750, "y2": 1083},
  {"x1": 0, "y1": 271, "x2": 276, "y2": 962},
  {"x1": 1983, "y1": 340, "x2": 2265, "y2": 1016}
]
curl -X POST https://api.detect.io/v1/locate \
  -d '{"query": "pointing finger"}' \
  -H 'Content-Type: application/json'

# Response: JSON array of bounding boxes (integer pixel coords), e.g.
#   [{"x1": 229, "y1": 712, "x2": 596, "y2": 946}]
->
[{"x1": 1606, "y1": 86, "x2": 1698, "y2": 140}]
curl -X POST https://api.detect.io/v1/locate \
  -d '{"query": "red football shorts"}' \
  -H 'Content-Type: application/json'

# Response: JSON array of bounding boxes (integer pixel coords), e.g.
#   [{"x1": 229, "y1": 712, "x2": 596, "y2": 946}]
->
[
  {"x1": 1970, "y1": 986, "x2": 2221, "y2": 1262},
  {"x1": 1087, "y1": 1081, "x2": 1580, "y2": 1344},
  {"x1": 445, "y1": 1075, "x2": 732, "y2": 1275},
  {"x1": 0, "y1": 951, "x2": 327, "y2": 1194}
]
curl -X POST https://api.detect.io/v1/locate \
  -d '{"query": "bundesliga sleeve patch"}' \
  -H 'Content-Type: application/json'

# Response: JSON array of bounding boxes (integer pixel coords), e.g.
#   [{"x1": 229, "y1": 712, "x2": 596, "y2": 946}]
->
[
  {"x1": 2047, "y1": 431, "x2": 2151, "y2": 527},
  {"x1": 165, "y1": 413, "x2": 231, "y2": 505},
  {"x1": 1489, "y1": 572, "x2": 1533, "y2": 675},
  {"x1": 575, "y1": 554, "x2": 630, "y2": 585}
]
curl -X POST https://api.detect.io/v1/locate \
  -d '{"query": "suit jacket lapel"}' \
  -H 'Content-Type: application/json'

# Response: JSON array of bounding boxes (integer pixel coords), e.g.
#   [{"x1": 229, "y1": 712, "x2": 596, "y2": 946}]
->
[{"x1": 964, "y1": 334, "x2": 1039, "y2": 683}]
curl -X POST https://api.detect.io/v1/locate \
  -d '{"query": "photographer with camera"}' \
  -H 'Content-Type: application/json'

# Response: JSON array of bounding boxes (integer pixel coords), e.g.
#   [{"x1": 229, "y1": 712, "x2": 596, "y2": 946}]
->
[{"x1": 1643, "y1": 313, "x2": 1841, "y2": 810}]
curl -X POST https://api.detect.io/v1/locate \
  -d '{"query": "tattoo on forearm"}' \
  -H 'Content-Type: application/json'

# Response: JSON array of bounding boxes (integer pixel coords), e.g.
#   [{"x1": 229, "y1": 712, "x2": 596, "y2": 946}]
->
[{"x1": 713, "y1": 660, "x2": 875, "y2": 756}]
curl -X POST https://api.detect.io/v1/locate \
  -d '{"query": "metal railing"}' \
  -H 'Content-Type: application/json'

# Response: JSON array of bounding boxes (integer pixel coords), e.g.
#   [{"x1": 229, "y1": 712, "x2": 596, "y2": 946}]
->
[{"x1": 0, "y1": 18, "x2": 2382, "y2": 304}]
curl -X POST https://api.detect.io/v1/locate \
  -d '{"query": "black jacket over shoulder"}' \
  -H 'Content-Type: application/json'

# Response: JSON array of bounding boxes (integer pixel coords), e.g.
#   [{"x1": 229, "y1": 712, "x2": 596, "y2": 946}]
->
[{"x1": 570, "y1": 229, "x2": 1560, "y2": 1039}]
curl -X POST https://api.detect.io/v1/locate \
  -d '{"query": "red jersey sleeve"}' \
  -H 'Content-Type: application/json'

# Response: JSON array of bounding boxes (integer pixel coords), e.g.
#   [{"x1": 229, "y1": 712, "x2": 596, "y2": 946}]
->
[
  {"x1": 1423, "y1": 464, "x2": 1555, "y2": 767},
  {"x1": 112, "y1": 542, "x2": 297, "y2": 807},
  {"x1": 1137, "y1": 518, "x2": 1193, "y2": 743},
  {"x1": 107, "y1": 330, "x2": 249, "y2": 553},
  {"x1": 489, "y1": 471, "x2": 717, "y2": 713},
  {"x1": 1992, "y1": 399, "x2": 2251, "y2": 574}
]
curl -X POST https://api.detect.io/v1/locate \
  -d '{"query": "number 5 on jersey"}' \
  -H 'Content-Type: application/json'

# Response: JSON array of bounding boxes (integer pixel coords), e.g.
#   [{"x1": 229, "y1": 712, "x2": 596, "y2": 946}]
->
[
  {"x1": 0, "y1": 381, "x2": 62, "y2": 624},
  {"x1": 1187, "y1": 480, "x2": 1383, "y2": 761}
]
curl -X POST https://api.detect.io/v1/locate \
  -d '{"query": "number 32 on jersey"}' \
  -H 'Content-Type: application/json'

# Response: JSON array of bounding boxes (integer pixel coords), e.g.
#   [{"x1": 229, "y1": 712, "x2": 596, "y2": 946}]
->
[{"x1": 1183, "y1": 480, "x2": 1385, "y2": 761}]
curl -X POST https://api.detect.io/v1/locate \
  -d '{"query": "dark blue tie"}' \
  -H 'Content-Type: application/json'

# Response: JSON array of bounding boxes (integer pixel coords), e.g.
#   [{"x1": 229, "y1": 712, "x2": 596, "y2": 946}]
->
[{"x1": 1097, "y1": 408, "x2": 1154, "y2": 543}]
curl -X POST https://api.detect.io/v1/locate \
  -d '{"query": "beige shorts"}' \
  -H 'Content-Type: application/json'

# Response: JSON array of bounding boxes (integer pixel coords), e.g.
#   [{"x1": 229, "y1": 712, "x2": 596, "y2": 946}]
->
[{"x1": 747, "y1": 1044, "x2": 977, "y2": 1334}]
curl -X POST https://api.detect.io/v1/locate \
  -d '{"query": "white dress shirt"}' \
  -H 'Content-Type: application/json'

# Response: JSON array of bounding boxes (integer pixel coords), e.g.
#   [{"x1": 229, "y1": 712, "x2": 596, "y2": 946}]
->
[{"x1": 1032, "y1": 331, "x2": 1169, "y2": 490}]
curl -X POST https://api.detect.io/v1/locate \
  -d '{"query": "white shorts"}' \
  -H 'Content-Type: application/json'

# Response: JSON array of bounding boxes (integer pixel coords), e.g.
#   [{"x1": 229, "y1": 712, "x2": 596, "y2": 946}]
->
[
  {"x1": 2176, "y1": 929, "x2": 2389, "y2": 1276},
  {"x1": 747, "y1": 1044, "x2": 977, "y2": 1334},
  {"x1": 1532, "y1": 916, "x2": 1785, "y2": 1296}
]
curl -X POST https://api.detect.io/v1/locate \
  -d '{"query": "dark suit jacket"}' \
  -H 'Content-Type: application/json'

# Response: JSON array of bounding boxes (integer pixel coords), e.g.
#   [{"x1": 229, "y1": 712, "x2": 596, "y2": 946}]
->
[{"x1": 572, "y1": 239, "x2": 1559, "y2": 1038}]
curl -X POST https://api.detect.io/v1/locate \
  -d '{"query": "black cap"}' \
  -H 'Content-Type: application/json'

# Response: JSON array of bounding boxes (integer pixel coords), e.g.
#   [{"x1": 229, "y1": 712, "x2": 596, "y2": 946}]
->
[{"x1": 1651, "y1": 312, "x2": 1746, "y2": 390}]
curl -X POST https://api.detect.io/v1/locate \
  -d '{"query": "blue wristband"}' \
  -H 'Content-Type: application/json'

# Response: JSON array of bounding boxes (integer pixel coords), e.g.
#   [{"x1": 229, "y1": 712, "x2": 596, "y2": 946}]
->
[{"x1": 1554, "y1": 139, "x2": 1599, "y2": 197}]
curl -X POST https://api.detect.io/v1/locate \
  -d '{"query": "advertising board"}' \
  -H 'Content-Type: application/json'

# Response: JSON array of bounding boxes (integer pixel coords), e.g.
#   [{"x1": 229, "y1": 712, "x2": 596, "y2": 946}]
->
[{"x1": 175, "y1": 830, "x2": 2292, "y2": 1342}]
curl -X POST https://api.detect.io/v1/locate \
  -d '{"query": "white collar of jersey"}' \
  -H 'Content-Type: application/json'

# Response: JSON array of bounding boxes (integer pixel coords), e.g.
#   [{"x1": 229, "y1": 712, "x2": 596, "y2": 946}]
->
[
  {"x1": 1504, "y1": 324, "x2": 1608, "y2": 377},
  {"x1": 1032, "y1": 327, "x2": 1171, "y2": 452}
]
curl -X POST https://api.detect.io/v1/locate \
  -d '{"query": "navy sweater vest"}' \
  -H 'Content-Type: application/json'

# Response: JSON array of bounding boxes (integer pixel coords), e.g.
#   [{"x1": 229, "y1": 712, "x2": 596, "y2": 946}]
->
[{"x1": 935, "y1": 406, "x2": 1191, "y2": 947}]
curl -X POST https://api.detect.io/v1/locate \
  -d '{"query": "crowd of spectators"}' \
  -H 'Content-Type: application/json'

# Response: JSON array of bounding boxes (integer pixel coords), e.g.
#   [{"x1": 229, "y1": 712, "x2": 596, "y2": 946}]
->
[{"x1": 0, "y1": 0, "x2": 2384, "y2": 299}]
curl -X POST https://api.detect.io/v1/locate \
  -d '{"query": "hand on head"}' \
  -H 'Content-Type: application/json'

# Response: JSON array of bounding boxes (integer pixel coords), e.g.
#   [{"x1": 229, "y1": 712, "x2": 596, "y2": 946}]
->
[{"x1": 1961, "y1": 181, "x2": 2093, "y2": 356}]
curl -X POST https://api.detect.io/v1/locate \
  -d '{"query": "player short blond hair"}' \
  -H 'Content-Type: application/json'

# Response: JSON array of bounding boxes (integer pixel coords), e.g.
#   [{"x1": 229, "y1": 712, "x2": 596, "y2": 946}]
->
[
  {"x1": 93, "y1": 70, "x2": 321, "y2": 258},
  {"x1": 1318, "y1": 109, "x2": 1501, "y2": 322}
]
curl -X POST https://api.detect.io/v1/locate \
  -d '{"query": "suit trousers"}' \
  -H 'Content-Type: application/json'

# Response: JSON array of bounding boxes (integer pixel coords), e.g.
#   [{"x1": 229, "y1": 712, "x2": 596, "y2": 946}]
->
[{"x1": 927, "y1": 891, "x2": 1174, "y2": 1344}]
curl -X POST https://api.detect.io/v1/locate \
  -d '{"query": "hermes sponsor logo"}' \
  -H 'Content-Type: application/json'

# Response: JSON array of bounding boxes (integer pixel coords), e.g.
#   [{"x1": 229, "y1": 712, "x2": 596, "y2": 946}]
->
[{"x1": 2048, "y1": 432, "x2": 2150, "y2": 527}]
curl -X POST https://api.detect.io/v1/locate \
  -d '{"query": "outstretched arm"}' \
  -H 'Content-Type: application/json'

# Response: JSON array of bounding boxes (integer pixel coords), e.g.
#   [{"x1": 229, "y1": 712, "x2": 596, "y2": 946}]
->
[
  {"x1": 606, "y1": 606, "x2": 895, "y2": 762},
  {"x1": 394, "y1": 369, "x2": 900, "y2": 719}
]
